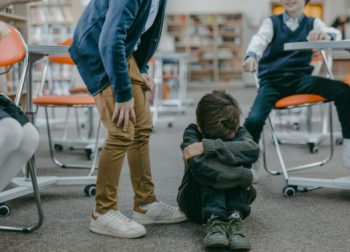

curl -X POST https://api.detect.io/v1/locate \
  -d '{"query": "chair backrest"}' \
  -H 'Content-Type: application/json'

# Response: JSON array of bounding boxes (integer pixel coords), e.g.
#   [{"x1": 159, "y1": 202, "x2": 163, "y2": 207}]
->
[
  {"x1": 48, "y1": 38, "x2": 74, "y2": 65},
  {"x1": 0, "y1": 22, "x2": 28, "y2": 106},
  {"x1": 0, "y1": 22, "x2": 26, "y2": 67}
]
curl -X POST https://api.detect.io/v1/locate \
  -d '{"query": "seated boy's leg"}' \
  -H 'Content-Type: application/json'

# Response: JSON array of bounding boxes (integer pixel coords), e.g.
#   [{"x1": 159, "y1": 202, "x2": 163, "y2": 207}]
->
[
  {"x1": 243, "y1": 83, "x2": 282, "y2": 143},
  {"x1": 295, "y1": 75, "x2": 350, "y2": 168},
  {"x1": 201, "y1": 185, "x2": 229, "y2": 248},
  {"x1": 225, "y1": 187, "x2": 256, "y2": 251}
]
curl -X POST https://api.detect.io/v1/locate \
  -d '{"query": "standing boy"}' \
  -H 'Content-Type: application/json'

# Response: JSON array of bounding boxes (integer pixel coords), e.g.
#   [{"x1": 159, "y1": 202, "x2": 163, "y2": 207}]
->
[
  {"x1": 178, "y1": 90, "x2": 259, "y2": 250},
  {"x1": 69, "y1": 0, "x2": 186, "y2": 239},
  {"x1": 242, "y1": 0, "x2": 350, "y2": 169}
]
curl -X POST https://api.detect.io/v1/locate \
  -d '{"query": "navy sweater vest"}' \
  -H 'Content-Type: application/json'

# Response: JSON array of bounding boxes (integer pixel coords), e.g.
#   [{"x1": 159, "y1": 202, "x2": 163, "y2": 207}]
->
[{"x1": 258, "y1": 14, "x2": 315, "y2": 79}]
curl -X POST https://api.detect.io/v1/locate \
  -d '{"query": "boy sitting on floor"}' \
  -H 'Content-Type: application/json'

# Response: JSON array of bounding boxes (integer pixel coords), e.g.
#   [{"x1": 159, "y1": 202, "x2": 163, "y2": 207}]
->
[{"x1": 177, "y1": 90, "x2": 259, "y2": 251}]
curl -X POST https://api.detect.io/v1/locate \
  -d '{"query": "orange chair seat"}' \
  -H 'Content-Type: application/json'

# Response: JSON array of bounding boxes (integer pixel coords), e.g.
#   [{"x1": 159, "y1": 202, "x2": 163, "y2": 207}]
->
[
  {"x1": 344, "y1": 75, "x2": 350, "y2": 86},
  {"x1": 274, "y1": 94, "x2": 327, "y2": 109},
  {"x1": 33, "y1": 95, "x2": 95, "y2": 106},
  {"x1": 69, "y1": 87, "x2": 89, "y2": 94}
]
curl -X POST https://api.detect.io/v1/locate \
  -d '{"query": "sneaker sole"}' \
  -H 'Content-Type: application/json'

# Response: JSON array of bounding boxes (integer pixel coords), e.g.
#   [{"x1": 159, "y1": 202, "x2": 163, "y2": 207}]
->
[
  {"x1": 228, "y1": 242, "x2": 252, "y2": 251},
  {"x1": 132, "y1": 212, "x2": 187, "y2": 224},
  {"x1": 204, "y1": 238, "x2": 229, "y2": 248},
  {"x1": 89, "y1": 222, "x2": 146, "y2": 239}
]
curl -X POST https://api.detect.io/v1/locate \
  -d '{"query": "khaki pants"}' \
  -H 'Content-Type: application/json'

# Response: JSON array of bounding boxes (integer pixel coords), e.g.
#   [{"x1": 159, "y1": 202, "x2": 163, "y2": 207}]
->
[{"x1": 93, "y1": 56, "x2": 156, "y2": 214}]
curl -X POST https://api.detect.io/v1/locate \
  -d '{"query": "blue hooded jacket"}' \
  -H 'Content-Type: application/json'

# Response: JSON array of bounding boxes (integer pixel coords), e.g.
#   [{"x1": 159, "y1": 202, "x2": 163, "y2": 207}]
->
[{"x1": 69, "y1": 0, "x2": 167, "y2": 102}]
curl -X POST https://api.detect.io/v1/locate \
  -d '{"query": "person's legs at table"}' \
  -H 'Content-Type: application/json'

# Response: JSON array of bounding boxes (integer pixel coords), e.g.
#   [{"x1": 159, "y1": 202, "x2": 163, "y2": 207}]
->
[
  {"x1": 0, "y1": 118, "x2": 39, "y2": 192},
  {"x1": 243, "y1": 79, "x2": 283, "y2": 180},
  {"x1": 293, "y1": 75, "x2": 350, "y2": 168}
]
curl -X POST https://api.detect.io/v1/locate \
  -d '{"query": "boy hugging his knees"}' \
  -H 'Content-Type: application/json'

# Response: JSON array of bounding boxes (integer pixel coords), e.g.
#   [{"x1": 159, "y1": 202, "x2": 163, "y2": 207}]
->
[{"x1": 177, "y1": 90, "x2": 259, "y2": 251}]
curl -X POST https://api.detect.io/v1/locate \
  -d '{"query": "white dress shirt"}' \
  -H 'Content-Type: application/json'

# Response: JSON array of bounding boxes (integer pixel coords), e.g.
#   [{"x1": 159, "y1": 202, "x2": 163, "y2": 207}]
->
[
  {"x1": 134, "y1": 0, "x2": 160, "y2": 51},
  {"x1": 143, "y1": 0, "x2": 160, "y2": 34},
  {"x1": 246, "y1": 13, "x2": 342, "y2": 60}
]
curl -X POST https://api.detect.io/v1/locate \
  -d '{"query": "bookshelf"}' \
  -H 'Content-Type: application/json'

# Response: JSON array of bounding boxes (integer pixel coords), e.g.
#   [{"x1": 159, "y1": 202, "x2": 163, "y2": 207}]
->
[
  {"x1": 0, "y1": 4, "x2": 28, "y2": 39},
  {"x1": 28, "y1": 0, "x2": 74, "y2": 44},
  {"x1": 28, "y1": 0, "x2": 76, "y2": 95},
  {"x1": 166, "y1": 13, "x2": 244, "y2": 84}
]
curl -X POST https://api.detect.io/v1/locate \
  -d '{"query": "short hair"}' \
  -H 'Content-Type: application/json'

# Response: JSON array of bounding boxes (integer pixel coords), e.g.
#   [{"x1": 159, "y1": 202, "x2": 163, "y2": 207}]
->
[
  {"x1": 305, "y1": 0, "x2": 311, "y2": 4},
  {"x1": 196, "y1": 90, "x2": 240, "y2": 140}
]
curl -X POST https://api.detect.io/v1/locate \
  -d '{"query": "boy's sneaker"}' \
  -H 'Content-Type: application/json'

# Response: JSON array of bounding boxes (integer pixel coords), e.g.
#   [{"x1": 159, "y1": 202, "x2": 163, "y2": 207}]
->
[
  {"x1": 203, "y1": 214, "x2": 229, "y2": 248},
  {"x1": 132, "y1": 201, "x2": 187, "y2": 224},
  {"x1": 227, "y1": 211, "x2": 251, "y2": 251},
  {"x1": 342, "y1": 139, "x2": 350, "y2": 169},
  {"x1": 90, "y1": 210, "x2": 146, "y2": 238}
]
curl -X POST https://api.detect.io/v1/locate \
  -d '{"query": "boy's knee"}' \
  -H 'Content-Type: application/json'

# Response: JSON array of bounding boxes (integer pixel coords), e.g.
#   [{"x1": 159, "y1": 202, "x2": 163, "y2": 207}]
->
[{"x1": 244, "y1": 114, "x2": 265, "y2": 129}]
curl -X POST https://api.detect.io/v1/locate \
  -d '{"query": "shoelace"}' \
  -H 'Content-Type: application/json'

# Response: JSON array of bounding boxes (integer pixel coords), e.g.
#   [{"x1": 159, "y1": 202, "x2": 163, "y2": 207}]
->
[
  {"x1": 207, "y1": 220, "x2": 226, "y2": 235},
  {"x1": 110, "y1": 211, "x2": 133, "y2": 224},
  {"x1": 228, "y1": 218, "x2": 244, "y2": 236},
  {"x1": 158, "y1": 201, "x2": 177, "y2": 211}
]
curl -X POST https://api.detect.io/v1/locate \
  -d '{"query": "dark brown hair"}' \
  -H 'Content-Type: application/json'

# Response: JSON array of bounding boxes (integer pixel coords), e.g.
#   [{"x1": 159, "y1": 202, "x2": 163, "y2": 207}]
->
[
  {"x1": 196, "y1": 90, "x2": 240, "y2": 140},
  {"x1": 305, "y1": 0, "x2": 311, "y2": 4}
]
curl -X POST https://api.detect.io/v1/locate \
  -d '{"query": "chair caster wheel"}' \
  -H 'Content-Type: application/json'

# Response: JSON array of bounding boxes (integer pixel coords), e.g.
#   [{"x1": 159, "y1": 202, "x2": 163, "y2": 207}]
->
[
  {"x1": 85, "y1": 149, "x2": 94, "y2": 160},
  {"x1": 335, "y1": 137, "x2": 343, "y2": 146},
  {"x1": 84, "y1": 184, "x2": 96, "y2": 197},
  {"x1": 283, "y1": 186, "x2": 297, "y2": 197},
  {"x1": 0, "y1": 204, "x2": 10, "y2": 217},
  {"x1": 308, "y1": 143, "x2": 318, "y2": 154},
  {"x1": 54, "y1": 144, "x2": 63, "y2": 151}
]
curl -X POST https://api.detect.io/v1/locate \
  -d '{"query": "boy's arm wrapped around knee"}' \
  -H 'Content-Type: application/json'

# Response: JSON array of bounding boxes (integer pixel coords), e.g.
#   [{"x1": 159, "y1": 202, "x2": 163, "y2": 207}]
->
[
  {"x1": 202, "y1": 127, "x2": 259, "y2": 166},
  {"x1": 187, "y1": 158, "x2": 253, "y2": 190}
]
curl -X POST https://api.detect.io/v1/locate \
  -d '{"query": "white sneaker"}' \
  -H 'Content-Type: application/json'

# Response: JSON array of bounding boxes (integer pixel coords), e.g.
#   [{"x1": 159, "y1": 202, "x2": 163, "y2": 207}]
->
[
  {"x1": 90, "y1": 210, "x2": 146, "y2": 238},
  {"x1": 342, "y1": 139, "x2": 350, "y2": 169},
  {"x1": 132, "y1": 201, "x2": 187, "y2": 224}
]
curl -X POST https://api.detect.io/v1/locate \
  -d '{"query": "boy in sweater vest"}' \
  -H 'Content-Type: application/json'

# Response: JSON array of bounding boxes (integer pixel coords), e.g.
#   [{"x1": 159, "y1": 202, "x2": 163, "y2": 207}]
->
[
  {"x1": 178, "y1": 90, "x2": 259, "y2": 250},
  {"x1": 242, "y1": 0, "x2": 350, "y2": 170}
]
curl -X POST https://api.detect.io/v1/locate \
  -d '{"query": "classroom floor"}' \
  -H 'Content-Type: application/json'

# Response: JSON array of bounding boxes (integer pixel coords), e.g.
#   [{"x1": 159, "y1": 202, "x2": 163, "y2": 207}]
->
[{"x1": 1, "y1": 86, "x2": 350, "y2": 252}]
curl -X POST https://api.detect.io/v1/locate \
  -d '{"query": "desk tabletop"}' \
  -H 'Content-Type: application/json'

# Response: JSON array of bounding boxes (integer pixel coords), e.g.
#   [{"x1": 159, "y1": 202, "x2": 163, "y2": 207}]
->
[
  {"x1": 284, "y1": 40, "x2": 350, "y2": 51},
  {"x1": 154, "y1": 52, "x2": 189, "y2": 59},
  {"x1": 28, "y1": 45, "x2": 69, "y2": 56}
]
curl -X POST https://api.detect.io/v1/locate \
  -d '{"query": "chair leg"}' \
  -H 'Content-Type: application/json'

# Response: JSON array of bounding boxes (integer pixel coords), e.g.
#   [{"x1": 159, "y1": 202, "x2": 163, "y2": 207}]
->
[
  {"x1": 265, "y1": 104, "x2": 335, "y2": 180},
  {"x1": 45, "y1": 107, "x2": 97, "y2": 169},
  {"x1": 0, "y1": 157, "x2": 44, "y2": 233},
  {"x1": 261, "y1": 127, "x2": 281, "y2": 176}
]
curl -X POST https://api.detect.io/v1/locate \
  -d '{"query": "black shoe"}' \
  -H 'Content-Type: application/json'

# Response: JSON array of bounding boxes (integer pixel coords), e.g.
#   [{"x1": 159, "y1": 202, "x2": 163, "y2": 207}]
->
[
  {"x1": 203, "y1": 214, "x2": 229, "y2": 248},
  {"x1": 227, "y1": 211, "x2": 251, "y2": 251}
]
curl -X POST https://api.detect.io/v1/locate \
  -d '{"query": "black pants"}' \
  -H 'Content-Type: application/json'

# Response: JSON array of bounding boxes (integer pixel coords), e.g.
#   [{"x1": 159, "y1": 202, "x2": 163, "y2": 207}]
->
[
  {"x1": 201, "y1": 185, "x2": 256, "y2": 223},
  {"x1": 177, "y1": 168, "x2": 256, "y2": 225},
  {"x1": 244, "y1": 75, "x2": 350, "y2": 143}
]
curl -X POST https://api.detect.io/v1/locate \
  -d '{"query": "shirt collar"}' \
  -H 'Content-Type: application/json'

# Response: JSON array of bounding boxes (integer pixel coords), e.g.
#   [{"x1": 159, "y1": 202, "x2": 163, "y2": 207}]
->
[{"x1": 283, "y1": 12, "x2": 304, "y2": 25}]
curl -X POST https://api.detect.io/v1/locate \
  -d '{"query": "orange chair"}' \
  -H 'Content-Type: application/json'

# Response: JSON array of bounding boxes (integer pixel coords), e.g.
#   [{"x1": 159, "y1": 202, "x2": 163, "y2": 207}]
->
[
  {"x1": 253, "y1": 51, "x2": 336, "y2": 197},
  {"x1": 33, "y1": 39, "x2": 102, "y2": 171},
  {"x1": 0, "y1": 23, "x2": 43, "y2": 233}
]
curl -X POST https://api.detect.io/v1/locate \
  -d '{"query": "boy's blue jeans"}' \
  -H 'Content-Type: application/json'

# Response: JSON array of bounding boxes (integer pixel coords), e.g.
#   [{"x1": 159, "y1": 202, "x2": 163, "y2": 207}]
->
[
  {"x1": 201, "y1": 185, "x2": 256, "y2": 222},
  {"x1": 244, "y1": 74, "x2": 350, "y2": 143}
]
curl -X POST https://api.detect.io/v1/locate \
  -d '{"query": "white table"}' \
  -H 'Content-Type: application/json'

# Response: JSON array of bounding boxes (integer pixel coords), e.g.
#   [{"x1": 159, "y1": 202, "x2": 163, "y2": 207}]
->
[{"x1": 279, "y1": 40, "x2": 350, "y2": 194}]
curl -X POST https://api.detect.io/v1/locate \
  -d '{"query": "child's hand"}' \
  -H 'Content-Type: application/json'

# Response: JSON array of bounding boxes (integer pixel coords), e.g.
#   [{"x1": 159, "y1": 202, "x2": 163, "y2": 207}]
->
[
  {"x1": 141, "y1": 73, "x2": 154, "y2": 92},
  {"x1": 242, "y1": 57, "x2": 257, "y2": 72},
  {"x1": 307, "y1": 30, "x2": 331, "y2": 41},
  {"x1": 0, "y1": 22, "x2": 10, "y2": 41},
  {"x1": 183, "y1": 142, "x2": 204, "y2": 161}
]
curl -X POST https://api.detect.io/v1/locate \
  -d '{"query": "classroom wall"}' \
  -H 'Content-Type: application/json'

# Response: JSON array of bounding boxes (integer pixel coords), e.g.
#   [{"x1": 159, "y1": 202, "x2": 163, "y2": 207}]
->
[{"x1": 166, "y1": 0, "x2": 348, "y2": 26}]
